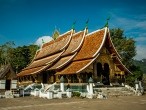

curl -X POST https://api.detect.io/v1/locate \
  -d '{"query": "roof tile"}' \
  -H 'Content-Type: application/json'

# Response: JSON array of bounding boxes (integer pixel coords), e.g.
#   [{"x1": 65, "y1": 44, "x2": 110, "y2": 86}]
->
[
  {"x1": 35, "y1": 30, "x2": 72, "y2": 59},
  {"x1": 56, "y1": 59, "x2": 93, "y2": 75},
  {"x1": 17, "y1": 66, "x2": 45, "y2": 76},
  {"x1": 24, "y1": 51, "x2": 63, "y2": 70},
  {"x1": 49, "y1": 53, "x2": 76, "y2": 70},
  {"x1": 74, "y1": 29, "x2": 105, "y2": 61},
  {"x1": 62, "y1": 31, "x2": 84, "y2": 56}
]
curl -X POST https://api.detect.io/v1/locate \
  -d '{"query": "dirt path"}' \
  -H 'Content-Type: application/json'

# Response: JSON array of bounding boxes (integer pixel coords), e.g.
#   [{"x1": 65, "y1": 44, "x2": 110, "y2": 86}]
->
[{"x1": 0, "y1": 95, "x2": 146, "y2": 110}]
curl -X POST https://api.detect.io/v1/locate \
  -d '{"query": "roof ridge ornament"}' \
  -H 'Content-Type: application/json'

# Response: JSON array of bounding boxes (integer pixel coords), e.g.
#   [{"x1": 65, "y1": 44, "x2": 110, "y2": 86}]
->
[
  {"x1": 42, "y1": 39, "x2": 45, "y2": 44},
  {"x1": 52, "y1": 27, "x2": 60, "y2": 40},
  {"x1": 104, "y1": 16, "x2": 110, "y2": 28},
  {"x1": 72, "y1": 21, "x2": 76, "y2": 30},
  {"x1": 85, "y1": 18, "x2": 89, "y2": 29},
  {"x1": 85, "y1": 19, "x2": 89, "y2": 34}
]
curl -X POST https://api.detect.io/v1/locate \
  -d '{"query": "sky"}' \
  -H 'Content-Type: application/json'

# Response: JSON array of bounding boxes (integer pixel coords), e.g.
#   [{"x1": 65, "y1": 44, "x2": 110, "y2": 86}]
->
[{"x1": 0, "y1": 0, "x2": 146, "y2": 60}]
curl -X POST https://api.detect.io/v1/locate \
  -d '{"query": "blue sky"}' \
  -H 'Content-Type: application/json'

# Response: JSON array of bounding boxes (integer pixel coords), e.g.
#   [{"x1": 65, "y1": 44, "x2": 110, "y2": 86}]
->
[{"x1": 0, "y1": 0, "x2": 146, "y2": 60}]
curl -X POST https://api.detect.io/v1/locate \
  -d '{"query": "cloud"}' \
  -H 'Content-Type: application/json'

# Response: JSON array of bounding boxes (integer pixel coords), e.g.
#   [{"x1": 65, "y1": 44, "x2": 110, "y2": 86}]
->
[
  {"x1": 134, "y1": 36, "x2": 146, "y2": 60},
  {"x1": 35, "y1": 36, "x2": 53, "y2": 47},
  {"x1": 134, "y1": 44, "x2": 146, "y2": 60},
  {"x1": 110, "y1": 13, "x2": 146, "y2": 31},
  {"x1": 135, "y1": 21, "x2": 146, "y2": 30},
  {"x1": 109, "y1": 13, "x2": 146, "y2": 60},
  {"x1": 135, "y1": 37, "x2": 146, "y2": 42}
]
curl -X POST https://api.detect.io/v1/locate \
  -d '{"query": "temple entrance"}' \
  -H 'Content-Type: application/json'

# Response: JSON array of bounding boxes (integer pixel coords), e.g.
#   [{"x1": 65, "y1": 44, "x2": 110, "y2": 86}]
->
[
  {"x1": 42, "y1": 72, "x2": 48, "y2": 83},
  {"x1": 96, "y1": 63, "x2": 102, "y2": 77},
  {"x1": 102, "y1": 63, "x2": 110, "y2": 85},
  {"x1": 5, "y1": 80, "x2": 11, "y2": 90}
]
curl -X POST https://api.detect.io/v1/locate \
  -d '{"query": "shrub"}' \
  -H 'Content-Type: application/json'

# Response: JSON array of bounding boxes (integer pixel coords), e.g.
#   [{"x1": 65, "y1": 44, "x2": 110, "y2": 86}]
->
[{"x1": 72, "y1": 91, "x2": 81, "y2": 97}]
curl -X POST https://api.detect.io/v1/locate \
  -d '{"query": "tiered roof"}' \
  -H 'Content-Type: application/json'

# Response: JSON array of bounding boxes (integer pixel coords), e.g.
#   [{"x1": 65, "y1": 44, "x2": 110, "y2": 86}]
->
[
  {"x1": 17, "y1": 27, "x2": 131, "y2": 77},
  {"x1": 17, "y1": 30, "x2": 73, "y2": 76},
  {"x1": 49, "y1": 31, "x2": 85, "y2": 70},
  {"x1": 35, "y1": 30, "x2": 73, "y2": 60}
]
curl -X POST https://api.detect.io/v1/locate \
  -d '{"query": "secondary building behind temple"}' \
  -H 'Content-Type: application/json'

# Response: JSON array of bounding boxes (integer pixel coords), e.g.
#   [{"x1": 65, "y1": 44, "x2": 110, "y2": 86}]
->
[{"x1": 17, "y1": 27, "x2": 131, "y2": 85}]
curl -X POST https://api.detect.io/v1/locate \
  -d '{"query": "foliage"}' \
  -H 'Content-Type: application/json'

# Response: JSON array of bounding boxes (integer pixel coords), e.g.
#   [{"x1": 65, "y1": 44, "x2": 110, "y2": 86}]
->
[
  {"x1": 110, "y1": 28, "x2": 143, "y2": 86},
  {"x1": 10, "y1": 45, "x2": 38, "y2": 73},
  {"x1": 133, "y1": 59, "x2": 146, "y2": 74},
  {"x1": 0, "y1": 42, "x2": 38, "y2": 73},
  {"x1": 110, "y1": 28, "x2": 136, "y2": 68},
  {"x1": 0, "y1": 41, "x2": 15, "y2": 65},
  {"x1": 72, "y1": 91, "x2": 81, "y2": 97},
  {"x1": 126, "y1": 64, "x2": 143, "y2": 86}
]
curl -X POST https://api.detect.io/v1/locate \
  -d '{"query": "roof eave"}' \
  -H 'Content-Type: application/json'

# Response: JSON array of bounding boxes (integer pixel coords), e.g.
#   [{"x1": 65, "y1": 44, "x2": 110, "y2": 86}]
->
[
  {"x1": 71, "y1": 30, "x2": 86, "y2": 53},
  {"x1": 76, "y1": 53, "x2": 100, "y2": 74},
  {"x1": 115, "y1": 56, "x2": 132, "y2": 74},
  {"x1": 59, "y1": 30, "x2": 74, "y2": 51},
  {"x1": 92, "y1": 27, "x2": 108, "y2": 58},
  {"x1": 107, "y1": 28, "x2": 122, "y2": 59}
]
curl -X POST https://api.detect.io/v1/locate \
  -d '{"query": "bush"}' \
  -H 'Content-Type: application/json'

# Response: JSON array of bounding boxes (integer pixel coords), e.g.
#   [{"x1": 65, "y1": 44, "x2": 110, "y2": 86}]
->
[
  {"x1": 126, "y1": 70, "x2": 143, "y2": 87},
  {"x1": 72, "y1": 92, "x2": 81, "y2": 97}
]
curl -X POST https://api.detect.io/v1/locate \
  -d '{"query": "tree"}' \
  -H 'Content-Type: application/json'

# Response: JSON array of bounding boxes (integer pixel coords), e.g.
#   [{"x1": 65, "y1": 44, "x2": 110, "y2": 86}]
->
[
  {"x1": 133, "y1": 59, "x2": 146, "y2": 74},
  {"x1": 110, "y1": 28, "x2": 143, "y2": 86},
  {"x1": 10, "y1": 45, "x2": 38, "y2": 73},
  {"x1": 110, "y1": 28, "x2": 136, "y2": 68},
  {"x1": 28, "y1": 45, "x2": 39, "y2": 61},
  {"x1": 0, "y1": 41, "x2": 38, "y2": 73},
  {"x1": 126, "y1": 65, "x2": 143, "y2": 86},
  {"x1": 0, "y1": 41, "x2": 15, "y2": 66}
]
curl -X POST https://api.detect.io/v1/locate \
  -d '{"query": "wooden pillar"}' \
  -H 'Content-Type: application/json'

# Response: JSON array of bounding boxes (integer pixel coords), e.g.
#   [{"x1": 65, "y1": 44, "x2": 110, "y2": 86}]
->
[
  {"x1": 33, "y1": 75, "x2": 37, "y2": 83},
  {"x1": 23, "y1": 76, "x2": 25, "y2": 82},
  {"x1": 29, "y1": 75, "x2": 31, "y2": 81},
  {"x1": 66, "y1": 75, "x2": 71, "y2": 83},
  {"x1": 20, "y1": 77, "x2": 22, "y2": 82},
  {"x1": 77, "y1": 74, "x2": 82, "y2": 83},
  {"x1": 55, "y1": 75, "x2": 60, "y2": 83},
  {"x1": 26, "y1": 76, "x2": 29, "y2": 81},
  {"x1": 18, "y1": 77, "x2": 20, "y2": 83},
  {"x1": 93, "y1": 62, "x2": 97, "y2": 78}
]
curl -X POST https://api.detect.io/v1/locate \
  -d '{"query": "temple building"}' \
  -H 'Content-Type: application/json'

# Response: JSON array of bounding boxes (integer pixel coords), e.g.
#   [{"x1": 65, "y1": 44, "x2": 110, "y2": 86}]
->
[{"x1": 17, "y1": 27, "x2": 131, "y2": 85}]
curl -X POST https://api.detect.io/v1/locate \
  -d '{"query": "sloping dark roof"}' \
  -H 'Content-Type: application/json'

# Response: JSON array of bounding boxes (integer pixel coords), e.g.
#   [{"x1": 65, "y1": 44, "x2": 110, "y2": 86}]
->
[{"x1": 0, "y1": 64, "x2": 16, "y2": 79}]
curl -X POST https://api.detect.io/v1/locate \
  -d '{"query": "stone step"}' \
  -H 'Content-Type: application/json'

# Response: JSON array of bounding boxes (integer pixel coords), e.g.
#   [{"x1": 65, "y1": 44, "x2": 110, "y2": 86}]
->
[{"x1": 94, "y1": 87, "x2": 135, "y2": 97}]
